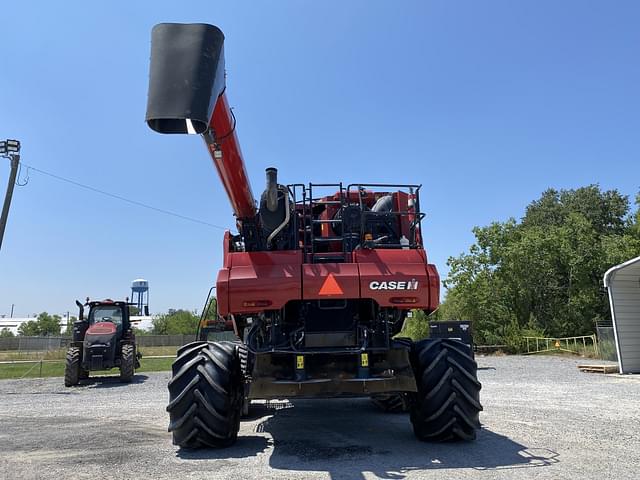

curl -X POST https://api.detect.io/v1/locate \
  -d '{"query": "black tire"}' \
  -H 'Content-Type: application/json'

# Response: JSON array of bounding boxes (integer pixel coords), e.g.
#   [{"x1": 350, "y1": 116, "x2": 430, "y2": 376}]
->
[
  {"x1": 64, "y1": 347, "x2": 81, "y2": 387},
  {"x1": 120, "y1": 344, "x2": 135, "y2": 383},
  {"x1": 236, "y1": 341, "x2": 252, "y2": 418},
  {"x1": 237, "y1": 342, "x2": 248, "y2": 378},
  {"x1": 410, "y1": 338, "x2": 482, "y2": 441},
  {"x1": 371, "y1": 393, "x2": 411, "y2": 413},
  {"x1": 167, "y1": 341, "x2": 243, "y2": 448}
]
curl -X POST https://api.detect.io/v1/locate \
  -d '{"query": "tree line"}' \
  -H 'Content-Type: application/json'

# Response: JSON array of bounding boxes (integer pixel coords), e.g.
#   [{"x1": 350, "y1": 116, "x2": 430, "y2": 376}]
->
[
  {"x1": 0, "y1": 312, "x2": 72, "y2": 337},
  {"x1": 0, "y1": 298, "x2": 219, "y2": 338},
  {"x1": 137, "y1": 297, "x2": 218, "y2": 336},
  {"x1": 429, "y1": 185, "x2": 640, "y2": 350}
]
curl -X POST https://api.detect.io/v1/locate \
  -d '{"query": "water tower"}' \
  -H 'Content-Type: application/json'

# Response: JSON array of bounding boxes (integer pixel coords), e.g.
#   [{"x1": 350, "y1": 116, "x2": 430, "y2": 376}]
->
[{"x1": 131, "y1": 279, "x2": 149, "y2": 315}]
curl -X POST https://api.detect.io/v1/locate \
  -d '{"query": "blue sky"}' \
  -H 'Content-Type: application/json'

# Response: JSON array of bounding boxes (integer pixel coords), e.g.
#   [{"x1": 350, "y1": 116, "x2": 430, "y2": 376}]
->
[{"x1": 1, "y1": 1, "x2": 638, "y2": 317}]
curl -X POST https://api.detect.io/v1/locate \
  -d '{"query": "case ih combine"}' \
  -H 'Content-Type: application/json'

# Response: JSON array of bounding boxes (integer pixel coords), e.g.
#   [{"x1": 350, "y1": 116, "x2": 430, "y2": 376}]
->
[{"x1": 145, "y1": 23, "x2": 482, "y2": 448}]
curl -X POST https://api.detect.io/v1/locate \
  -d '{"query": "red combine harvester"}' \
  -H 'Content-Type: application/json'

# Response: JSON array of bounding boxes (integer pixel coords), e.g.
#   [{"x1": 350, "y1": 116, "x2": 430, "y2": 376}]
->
[{"x1": 145, "y1": 23, "x2": 482, "y2": 448}]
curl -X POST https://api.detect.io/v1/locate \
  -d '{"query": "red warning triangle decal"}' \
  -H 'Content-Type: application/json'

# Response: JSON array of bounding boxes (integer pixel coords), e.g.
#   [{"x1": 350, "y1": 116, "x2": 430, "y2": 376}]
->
[{"x1": 318, "y1": 273, "x2": 344, "y2": 295}]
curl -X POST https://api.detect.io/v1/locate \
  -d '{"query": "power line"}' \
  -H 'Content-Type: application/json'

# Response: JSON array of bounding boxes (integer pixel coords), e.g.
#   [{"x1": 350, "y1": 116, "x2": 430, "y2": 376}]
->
[{"x1": 20, "y1": 163, "x2": 227, "y2": 230}]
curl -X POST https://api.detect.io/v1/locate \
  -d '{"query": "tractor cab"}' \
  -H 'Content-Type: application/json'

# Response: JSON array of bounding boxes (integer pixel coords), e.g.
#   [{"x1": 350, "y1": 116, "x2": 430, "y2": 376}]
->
[{"x1": 87, "y1": 300, "x2": 129, "y2": 336}]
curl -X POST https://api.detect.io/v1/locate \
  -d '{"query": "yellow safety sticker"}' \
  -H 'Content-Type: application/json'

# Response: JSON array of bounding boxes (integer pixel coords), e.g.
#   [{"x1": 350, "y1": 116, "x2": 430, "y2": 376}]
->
[
  {"x1": 361, "y1": 353, "x2": 369, "y2": 367},
  {"x1": 296, "y1": 355, "x2": 305, "y2": 370}
]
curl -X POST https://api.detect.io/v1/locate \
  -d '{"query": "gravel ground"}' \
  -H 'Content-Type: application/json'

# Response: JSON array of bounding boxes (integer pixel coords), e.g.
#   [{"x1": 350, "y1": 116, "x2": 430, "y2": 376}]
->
[{"x1": 0, "y1": 355, "x2": 639, "y2": 480}]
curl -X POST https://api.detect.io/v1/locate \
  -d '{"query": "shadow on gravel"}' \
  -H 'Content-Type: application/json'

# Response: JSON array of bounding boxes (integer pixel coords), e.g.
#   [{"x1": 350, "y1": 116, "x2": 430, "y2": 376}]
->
[
  {"x1": 176, "y1": 436, "x2": 271, "y2": 460},
  {"x1": 81, "y1": 374, "x2": 149, "y2": 389},
  {"x1": 215, "y1": 399, "x2": 558, "y2": 480}
]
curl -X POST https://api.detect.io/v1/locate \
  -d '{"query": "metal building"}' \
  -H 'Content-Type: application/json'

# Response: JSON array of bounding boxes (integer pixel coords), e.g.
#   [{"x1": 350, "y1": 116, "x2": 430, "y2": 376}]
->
[{"x1": 604, "y1": 256, "x2": 640, "y2": 374}]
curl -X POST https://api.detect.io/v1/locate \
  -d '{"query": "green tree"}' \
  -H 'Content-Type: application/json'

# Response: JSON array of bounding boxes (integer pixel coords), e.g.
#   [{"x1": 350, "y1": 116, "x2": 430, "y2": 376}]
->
[
  {"x1": 18, "y1": 320, "x2": 40, "y2": 336},
  {"x1": 17, "y1": 312, "x2": 62, "y2": 336},
  {"x1": 151, "y1": 309, "x2": 199, "y2": 335},
  {"x1": 440, "y1": 185, "x2": 640, "y2": 350},
  {"x1": 399, "y1": 309, "x2": 431, "y2": 340},
  {"x1": 0, "y1": 328, "x2": 15, "y2": 337},
  {"x1": 132, "y1": 327, "x2": 149, "y2": 336},
  {"x1": 203, "y1": 297, "x2": 218, "y2": 322}
]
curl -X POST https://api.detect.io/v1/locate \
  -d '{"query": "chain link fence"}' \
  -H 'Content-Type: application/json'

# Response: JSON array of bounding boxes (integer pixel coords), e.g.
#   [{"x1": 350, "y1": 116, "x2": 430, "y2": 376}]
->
[
  {"x1": 595, "y1": 323, "x2": 618, "y2": 362},
  {"x1": 0, "y1": 333, "x2": 236, "y2": 353}
]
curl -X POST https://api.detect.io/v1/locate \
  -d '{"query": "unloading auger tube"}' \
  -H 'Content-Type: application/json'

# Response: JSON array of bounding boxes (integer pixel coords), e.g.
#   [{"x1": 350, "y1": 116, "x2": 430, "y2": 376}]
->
[{"x1": 145, "y1": 22, "x2": 482, "y2": 449}]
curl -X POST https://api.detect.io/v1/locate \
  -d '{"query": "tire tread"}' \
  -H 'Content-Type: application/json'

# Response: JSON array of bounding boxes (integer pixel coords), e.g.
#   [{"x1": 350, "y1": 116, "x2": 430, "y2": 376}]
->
[{"x1": 411, "y1": 338, "x2": 482, "y2": 442}]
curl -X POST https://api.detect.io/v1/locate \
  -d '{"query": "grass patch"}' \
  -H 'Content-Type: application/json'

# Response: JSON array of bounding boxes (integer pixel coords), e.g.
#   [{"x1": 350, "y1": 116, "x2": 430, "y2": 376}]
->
[{"x1": 0, "y1": 356, "x2": 175, "y2": 380}]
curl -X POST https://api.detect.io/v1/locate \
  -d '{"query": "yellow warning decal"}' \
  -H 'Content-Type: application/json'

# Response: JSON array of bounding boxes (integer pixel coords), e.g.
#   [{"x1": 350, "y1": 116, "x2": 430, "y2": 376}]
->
[
  {"x1": 296, "y1": 355, "x2": 305, "y2": 369},
  {"x1": 361, "y1": 353, "x2": 369, "y2": 367}
]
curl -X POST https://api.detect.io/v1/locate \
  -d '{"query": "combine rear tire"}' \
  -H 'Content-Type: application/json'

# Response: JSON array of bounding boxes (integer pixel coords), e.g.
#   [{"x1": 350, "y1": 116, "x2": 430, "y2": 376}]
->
[
  {"x1": 64, "y1": 347, "x2": 81, "y2": 387},
  {"x1": 410, "y1": 338, "x2": 482, "y2": 441},
  {"x1": 120, "y1": 344, "x2": 135, "y2": 383},
  {"x1": 167, "y1": 341, "x2": 243, "y2": 448}
]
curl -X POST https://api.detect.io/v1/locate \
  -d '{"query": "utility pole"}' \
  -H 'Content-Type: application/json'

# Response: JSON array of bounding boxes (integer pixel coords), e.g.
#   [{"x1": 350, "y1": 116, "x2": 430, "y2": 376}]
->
[{"x1": 0, "y1": 139, "x2": 21, "y2": 253}]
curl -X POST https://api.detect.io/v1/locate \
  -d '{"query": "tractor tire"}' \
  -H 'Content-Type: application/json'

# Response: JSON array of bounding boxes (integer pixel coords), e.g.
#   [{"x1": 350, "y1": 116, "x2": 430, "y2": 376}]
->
[
  {"x1": 410, "y1": 338, "x2": 482, "y2": 441},
  {"x1": 120, "y1": 344, "x2": 135, "y2": 383},
  {"x1": 167, "y1": 341, "x2": 243, "y2": 448},
  {"x1": 371, "y1": 393, "x2": 411, "y2": 413},
  {"x1": 64, "y1": 347, "x2": 81, "y2": 387}
]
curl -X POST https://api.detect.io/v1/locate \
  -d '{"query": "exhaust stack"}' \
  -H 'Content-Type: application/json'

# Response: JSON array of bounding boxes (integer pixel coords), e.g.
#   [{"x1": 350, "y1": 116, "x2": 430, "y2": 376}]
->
[{"x1": 265, "y1": 168, "x2": 278, "y2": 212}]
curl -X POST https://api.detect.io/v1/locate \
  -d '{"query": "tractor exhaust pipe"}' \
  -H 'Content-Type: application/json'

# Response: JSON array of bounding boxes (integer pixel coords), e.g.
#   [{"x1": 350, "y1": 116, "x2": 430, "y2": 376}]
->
[
  {"x1": 75, "y1": 300, "x2": 84, "y2": 321},
  {"x1": 265, "y1": 168, "x2": 278, "y2": 212}
]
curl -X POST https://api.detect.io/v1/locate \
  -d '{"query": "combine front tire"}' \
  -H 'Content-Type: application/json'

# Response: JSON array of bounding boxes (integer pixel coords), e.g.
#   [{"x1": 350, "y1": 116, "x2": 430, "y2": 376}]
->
[
  {"x1": 64, "y1": 347, "x2": 81, "y2": 387},
  {"x1": 120, "y1": 344, "x2": 135, "y2": 382},
  {"x1": 410, "y1": 338, "x2": 482, "y2": 441},
  {"x1": 167, "y1": 341, "x2": 243, "y2": 448}
]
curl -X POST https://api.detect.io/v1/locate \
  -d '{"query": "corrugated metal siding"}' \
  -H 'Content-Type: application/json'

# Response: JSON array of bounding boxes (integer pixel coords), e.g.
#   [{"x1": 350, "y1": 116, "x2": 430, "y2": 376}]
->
[{"x1": 607, "y1": 258, "x2": 640, "y2": 374}]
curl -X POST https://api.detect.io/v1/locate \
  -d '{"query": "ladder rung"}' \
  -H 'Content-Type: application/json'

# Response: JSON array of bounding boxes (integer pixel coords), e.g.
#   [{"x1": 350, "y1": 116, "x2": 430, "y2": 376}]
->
[
  {"x1": 313, "y1": 237, "x2": 343, "y2": 243},
  {"x1": 312, "y1": 254, "x2": 346, "y2": 262}
]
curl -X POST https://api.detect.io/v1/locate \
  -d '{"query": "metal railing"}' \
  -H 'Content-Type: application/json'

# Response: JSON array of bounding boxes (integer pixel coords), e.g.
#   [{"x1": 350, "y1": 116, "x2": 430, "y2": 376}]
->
[{"x1": 523, "y1": 335, "x2": 599, "y2": 356}]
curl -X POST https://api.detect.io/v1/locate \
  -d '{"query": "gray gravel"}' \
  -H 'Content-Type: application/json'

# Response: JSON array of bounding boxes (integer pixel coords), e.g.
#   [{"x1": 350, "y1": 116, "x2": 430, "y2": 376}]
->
[{"x1": 1, "y1": 355, "x2": 639, "y2": 480}]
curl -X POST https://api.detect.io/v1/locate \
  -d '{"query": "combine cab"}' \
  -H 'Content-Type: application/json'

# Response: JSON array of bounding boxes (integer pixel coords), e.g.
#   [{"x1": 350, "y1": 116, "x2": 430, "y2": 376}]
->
[
  {"x1": 64, "y1": 299, "x2": 140, "y2": 386},
  {"x1": 145, "y1": 23, "x2": 482, "y2": 448}
]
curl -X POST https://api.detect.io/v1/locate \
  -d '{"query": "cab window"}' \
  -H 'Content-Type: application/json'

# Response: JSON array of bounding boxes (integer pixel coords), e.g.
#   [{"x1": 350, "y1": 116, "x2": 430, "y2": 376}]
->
[{"x1": 89, "y1": 306, "x2": 123, "y2": 326}]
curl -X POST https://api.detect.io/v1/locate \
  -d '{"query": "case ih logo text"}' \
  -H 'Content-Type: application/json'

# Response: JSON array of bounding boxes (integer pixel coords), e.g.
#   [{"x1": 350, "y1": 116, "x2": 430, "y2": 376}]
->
[{"x1": 369, "y1": 280, "x2": 419, "y2": 290}]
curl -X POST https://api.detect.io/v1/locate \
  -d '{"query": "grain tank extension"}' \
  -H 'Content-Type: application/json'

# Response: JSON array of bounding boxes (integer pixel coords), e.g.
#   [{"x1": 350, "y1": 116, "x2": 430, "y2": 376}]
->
[{"x1": 145, "y1": 23, "x2": 482, "y2": 448}]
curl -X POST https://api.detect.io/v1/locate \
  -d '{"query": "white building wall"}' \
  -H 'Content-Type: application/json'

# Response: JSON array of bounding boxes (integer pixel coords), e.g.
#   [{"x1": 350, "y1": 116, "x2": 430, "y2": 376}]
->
[
  {"x1": 0, "y1": 317, "x2": 38, "y2": 336},
  {"x1": 605, "y1": 257, "x2": 640, "y2": 374}
]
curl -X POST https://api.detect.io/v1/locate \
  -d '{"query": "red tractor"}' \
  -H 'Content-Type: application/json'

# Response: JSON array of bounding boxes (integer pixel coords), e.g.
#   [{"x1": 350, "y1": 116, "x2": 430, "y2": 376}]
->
[
  {"x1": 64, "y1": 299, "x2": 140, "y2": 386},
  {"x1": 145, "y1": 23, "x2": 482, "y2": 448}
]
